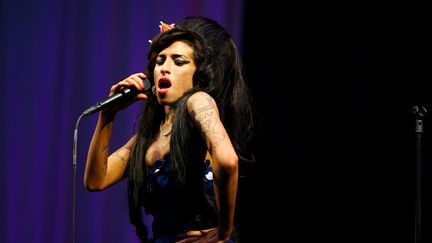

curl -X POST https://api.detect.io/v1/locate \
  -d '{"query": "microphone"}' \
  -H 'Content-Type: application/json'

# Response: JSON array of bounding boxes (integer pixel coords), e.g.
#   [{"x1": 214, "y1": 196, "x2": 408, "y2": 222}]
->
[{"x1": 82, "y1": 78, "x2": 152, "y2": 116}]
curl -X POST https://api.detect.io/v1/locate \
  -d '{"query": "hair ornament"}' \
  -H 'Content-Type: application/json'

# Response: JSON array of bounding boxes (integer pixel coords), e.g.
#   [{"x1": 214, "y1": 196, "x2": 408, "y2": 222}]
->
[
  {"x1": 159, "y1": 21, "x2": 175, "y2": 32},
  {"x1": 148, "y1": 21, "x2": 175, "y2": 44}
]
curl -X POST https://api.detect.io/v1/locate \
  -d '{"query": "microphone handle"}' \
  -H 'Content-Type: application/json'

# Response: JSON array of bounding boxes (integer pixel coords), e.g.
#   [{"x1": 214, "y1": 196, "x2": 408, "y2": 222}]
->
[{"x1": 82, "y1": 79, "x2": 151, "y2": 116}]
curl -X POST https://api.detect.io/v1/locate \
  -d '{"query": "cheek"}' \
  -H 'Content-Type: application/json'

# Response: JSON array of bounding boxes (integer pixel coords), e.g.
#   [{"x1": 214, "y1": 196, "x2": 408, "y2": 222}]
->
[
  {"x1": 178, "y1": 80, "x2": 193, "y2": 92},
  {"x1": 180, "y1": 73, "x2": 194, "y2": 90},
  {"x1": 187, "y1": 78, "x2": 194, "y2": 89}
]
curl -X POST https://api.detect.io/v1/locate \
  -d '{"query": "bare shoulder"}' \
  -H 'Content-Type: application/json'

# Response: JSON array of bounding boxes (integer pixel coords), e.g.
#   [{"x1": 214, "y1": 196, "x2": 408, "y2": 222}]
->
[
  {"x1": 187, "y1": 92, "x2": 226, "y2": 149},
  {"x1": 186, "y1": 91, "x2": 219, "y2": 115}
]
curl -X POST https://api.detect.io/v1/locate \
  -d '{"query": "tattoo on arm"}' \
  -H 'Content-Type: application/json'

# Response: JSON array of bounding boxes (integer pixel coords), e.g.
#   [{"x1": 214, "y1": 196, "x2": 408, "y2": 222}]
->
[
  {"x1": 99, "y1": 127, "x2": 112, "y2": 173},
  {"x1": 112, "y1": 147, "x2": 130, "y2": 169},
  {"x1": 99, "y1": 127, "x2": 111, "y2": 154},
  {"x1": 112, "y1": 152, "x2": 126, "y2": 162},
  {"x1": 190, "y1": 94, "x2": 225, "y2": 148}
]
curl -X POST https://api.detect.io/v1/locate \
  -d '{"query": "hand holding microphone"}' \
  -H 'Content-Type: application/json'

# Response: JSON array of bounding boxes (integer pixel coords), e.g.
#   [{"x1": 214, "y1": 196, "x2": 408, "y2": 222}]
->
[{"x1": 82, "y1": 73, "x2": 152, "y2": 116}]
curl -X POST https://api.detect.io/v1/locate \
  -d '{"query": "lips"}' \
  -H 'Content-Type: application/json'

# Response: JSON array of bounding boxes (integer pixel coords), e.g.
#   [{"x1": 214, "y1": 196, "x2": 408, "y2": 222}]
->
[{"x1": 157, "y1": 78, "x2": 171, "y2": 95}]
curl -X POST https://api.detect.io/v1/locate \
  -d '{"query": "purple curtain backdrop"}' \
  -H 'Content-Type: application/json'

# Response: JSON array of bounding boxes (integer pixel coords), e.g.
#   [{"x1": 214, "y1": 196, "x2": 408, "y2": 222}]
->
[{"x1": 0, "y1": 0, "x2": 244, "y2": 242}]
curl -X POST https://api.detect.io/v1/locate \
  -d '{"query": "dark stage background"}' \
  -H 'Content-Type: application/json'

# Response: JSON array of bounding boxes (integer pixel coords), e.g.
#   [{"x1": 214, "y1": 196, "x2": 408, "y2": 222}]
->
[
  {"x1": 1, "y1": 1, "x2": 432, "y2": 242},
  {"x1": 239, "y1": 3, "x2": 432, "y2": 243}
]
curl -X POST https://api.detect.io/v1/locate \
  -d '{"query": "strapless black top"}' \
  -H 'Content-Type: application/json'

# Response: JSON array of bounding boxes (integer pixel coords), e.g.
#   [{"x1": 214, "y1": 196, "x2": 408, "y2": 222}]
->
[{"x1": 144, "y1": 156, "x2": 222, "y2": 242}]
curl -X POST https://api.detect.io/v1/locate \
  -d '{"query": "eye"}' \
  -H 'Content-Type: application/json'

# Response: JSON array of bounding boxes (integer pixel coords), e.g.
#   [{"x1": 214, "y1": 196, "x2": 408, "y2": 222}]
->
[
  {"x1": 174, "y1": 59, "x2": 189, "y2": 66},
  {"x1": 156, "y1": 57, "x2": 165, "y2": 65}
]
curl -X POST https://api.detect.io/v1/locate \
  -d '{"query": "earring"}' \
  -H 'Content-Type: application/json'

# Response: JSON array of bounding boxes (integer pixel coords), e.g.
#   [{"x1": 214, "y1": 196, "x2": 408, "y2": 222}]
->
[{"x1": 151, "y1": 85, "x2": 156, "y2": 95}]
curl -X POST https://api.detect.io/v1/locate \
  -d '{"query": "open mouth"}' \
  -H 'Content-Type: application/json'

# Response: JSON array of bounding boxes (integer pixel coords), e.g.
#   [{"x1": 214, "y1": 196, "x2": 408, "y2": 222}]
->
[
  {"x1": 157, "y1": 78, "x2": 172, "y2": 95},
  {"x1": 158, "y1": 79, "x2": 171, "y2": 89}
]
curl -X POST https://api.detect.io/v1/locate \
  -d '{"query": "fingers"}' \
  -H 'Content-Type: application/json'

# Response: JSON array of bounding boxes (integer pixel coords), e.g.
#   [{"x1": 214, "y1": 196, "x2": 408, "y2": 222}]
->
[
  {"x1": 175, "y1": 231, "x2": 201, "y2": 242},
  {"x1": 178, "y1": 230, "x2": 204, "y2": 238},
  {"x1": 175, "y1": 236, "x2": 202, "y2": 243},
  {"x1": 124, "y1": 72, "x2": 147, "y2": 90},
  {"x1": 135, "y1": 93, "x2": 149, "y2": 100},
  {"x1": 176, "y1": 228, "x2": 218, "y2": 243},
  {"x1": 128, "y1": 72, "x2": 148, "y2": 90},
  {"x1": 110, "y1": 72, "x2": 148, "y2": 95}
]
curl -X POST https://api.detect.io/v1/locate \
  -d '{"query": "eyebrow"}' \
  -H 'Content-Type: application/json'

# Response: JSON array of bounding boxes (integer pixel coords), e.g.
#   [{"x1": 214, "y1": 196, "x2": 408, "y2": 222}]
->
[{"x1": 158, "y1": 53, "x2": 190, "y2": 60}]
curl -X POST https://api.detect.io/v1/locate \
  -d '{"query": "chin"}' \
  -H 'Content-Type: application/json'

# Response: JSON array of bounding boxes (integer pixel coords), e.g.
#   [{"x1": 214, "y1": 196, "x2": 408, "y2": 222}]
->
[{"x1": 157, "y1": 97, "x2": 174, "y2": 106}]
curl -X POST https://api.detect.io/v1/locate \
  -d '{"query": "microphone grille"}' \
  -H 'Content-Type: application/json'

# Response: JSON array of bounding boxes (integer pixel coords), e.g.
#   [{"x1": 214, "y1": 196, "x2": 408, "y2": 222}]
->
[{"x1": 142, "y1": 78, "x2": 151, "y2": 91}]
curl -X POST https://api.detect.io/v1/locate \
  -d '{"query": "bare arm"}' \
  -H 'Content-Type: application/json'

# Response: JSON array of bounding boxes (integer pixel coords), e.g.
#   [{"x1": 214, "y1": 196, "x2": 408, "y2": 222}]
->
[
  {"x1": 84, "y1": 73, "x2": 148, "y2": 191},
  {"x1": 84, "y1": 112, "x2": 136, "y2": 191},
  {"x1": 187, "y1": 92, "x2": 238, "y2": 241}
]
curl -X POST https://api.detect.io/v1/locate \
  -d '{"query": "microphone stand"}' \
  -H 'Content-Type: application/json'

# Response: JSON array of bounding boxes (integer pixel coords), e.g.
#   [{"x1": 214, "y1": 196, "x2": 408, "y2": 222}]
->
[
  {"x1": 412, "y1": 105, "x2": 427, "y2": 243},
  {"x1": 72, "y1": 112, "x2": 85, "y2": 243}
]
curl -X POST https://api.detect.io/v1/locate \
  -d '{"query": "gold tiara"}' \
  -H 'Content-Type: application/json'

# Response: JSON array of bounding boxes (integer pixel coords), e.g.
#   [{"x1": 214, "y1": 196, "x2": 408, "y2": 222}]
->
[{"x1": 149, "y1": 21, "x2": 175, "y2": 44}]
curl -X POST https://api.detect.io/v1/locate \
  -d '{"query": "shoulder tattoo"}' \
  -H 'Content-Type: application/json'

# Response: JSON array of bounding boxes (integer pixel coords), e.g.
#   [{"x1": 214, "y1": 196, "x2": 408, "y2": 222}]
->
[{"x1": 189, "y1": 93, "x2": 225, "y2": 148}]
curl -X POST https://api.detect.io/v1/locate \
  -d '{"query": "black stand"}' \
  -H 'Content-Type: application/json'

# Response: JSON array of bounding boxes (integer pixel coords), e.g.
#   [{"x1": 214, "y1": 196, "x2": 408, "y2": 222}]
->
[
  {"x1": 412, "y1": 105, "x2": 427, "y2": 243},
  {"x1": 72, "y1": 112, "x2": 85, "y2": 243}
]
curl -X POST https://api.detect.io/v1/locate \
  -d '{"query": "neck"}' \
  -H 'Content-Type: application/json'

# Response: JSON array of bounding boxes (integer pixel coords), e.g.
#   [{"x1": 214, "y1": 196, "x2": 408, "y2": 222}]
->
[
  {"x1": 160, "y1": 122, "x2": 172, "y2": 136},
  {"x1": 160, "y1": 107, "x2": 173, "y2": 137},
  {"x1": 163, "y1": 106, "x2": 174, "y2": 123}
]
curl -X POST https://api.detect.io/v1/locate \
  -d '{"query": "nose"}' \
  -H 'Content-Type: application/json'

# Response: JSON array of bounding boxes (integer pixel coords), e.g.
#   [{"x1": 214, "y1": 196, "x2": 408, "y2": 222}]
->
[
  {"x1": 161, "y1": 69, "x2": 169, "y2": 75},
  {"x1": 159, "y1": 60, "x2": 172, "y2": 75}
]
